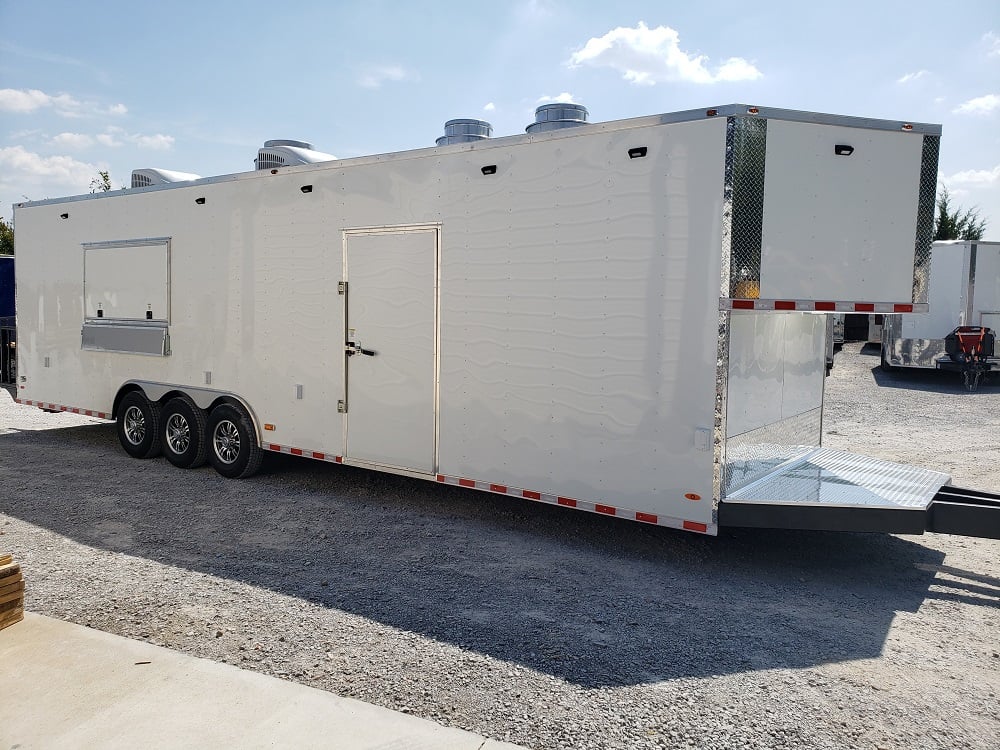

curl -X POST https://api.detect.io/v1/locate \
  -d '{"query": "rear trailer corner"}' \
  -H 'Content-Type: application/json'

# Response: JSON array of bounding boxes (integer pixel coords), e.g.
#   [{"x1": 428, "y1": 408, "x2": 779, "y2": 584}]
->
[{"x1": 714, "y1": 310, "x2": 987, "y2": 537}]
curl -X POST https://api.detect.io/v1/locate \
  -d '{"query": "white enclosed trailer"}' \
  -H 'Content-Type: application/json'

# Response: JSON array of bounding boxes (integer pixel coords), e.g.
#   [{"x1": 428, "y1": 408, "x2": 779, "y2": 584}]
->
[
  {"x1": 13, "y1": 104, "x2": 1000, "y2": 538},
  {"x1": 882, "y1": 240, "x2": 999, "y2": 388}
]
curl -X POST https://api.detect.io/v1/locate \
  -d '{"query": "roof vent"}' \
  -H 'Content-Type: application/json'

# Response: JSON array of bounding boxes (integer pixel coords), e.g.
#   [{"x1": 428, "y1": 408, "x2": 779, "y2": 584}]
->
[
  {"x1": 435, "y1": 119, "x2": 492, "y2": 146},
  {"x1": 130, "y1": 168, "x2": 201, "y2": 189},
  {"x1": 255, "y1": 140, "x2": 336, "y2": 171},
  {"x1": 526, "y1": 103, "x2": 589, "y2": 133}
]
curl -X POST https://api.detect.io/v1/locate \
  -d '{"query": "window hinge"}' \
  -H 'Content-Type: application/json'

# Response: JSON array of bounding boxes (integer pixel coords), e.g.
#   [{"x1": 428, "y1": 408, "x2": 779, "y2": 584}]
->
[
  {"x1": 337, "y1": 399, "x2": 347, "y2": 413},
  {"x1": 338, "y1": 281, "x2": 347, "y2": 295}
]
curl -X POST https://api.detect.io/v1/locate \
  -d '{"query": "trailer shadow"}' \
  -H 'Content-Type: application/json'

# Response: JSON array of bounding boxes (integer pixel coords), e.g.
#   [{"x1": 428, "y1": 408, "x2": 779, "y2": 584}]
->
[
  {"x1": 870, "y1": 364, "x2": 997, "y2": 393},
  {"x1": 1, "y1": 421, "x2": 976, "y2": 689}
]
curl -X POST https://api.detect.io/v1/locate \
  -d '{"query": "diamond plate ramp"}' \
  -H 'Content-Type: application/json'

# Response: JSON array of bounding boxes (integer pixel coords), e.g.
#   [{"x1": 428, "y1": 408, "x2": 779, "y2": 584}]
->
[{"x1": 725, "y1": 448, "x2": 949, "y2": 509}]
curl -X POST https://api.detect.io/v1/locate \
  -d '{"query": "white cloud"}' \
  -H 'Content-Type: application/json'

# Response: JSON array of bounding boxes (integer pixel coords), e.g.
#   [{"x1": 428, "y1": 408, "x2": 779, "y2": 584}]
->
[
  {"x1": 0, "y1": 88, "x2": 80, "y2": 114},
  {"x1": 0, "y1": 88, "x2": 129, "y2": 119},
  {"x1": 357, "y1": 65, "x2": 418, "y2": 89},
  {"x1": 81, "y1": 127, "x2": 171, "y2": 150},
  {"x1": 0, "y1": 145, "x2": 97, "y2": 182},
  {"x1": 567, "y1": 21, "x2": 762, "y2": 85},
  {"x1": 536, "y1": 92, "x2": 578, "y2": 104},
  {"x1": 944, "y1": 164, "x2": 1000, "y2": 186},
  {"x1": 953, "y1": 94, "x2": 1000, "y2": 115},
  {"x1": 714, "y1": 58, "x2": 762, "y2": 82},
  {"x1": 132, "y1": 133, "x2": 173, "y2": 150},
  {"x1": 897, "y1": 70, "x2": 929, "y2": 84},
  {"x1": 0, "y1": 145, "x2": 106, "y2": 206},
  {"x1": 483, "y1": 102, "x2": 496, "y2": 112},
  {"x1": 51, "y1": 132, "x2": 95, "y2": 149}
]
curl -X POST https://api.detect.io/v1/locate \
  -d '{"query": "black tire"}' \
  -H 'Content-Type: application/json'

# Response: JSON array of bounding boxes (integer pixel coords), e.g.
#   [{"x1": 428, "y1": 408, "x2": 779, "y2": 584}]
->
[
  {"x1": 161, "y1": 396, "x2": 208, "y2": 469},
  {"x1": 206, "y1": 403, "x2": 263, "y2": 479},
  {"x1": 116, "y1": 391, "x2": 162, "y2": 459}
]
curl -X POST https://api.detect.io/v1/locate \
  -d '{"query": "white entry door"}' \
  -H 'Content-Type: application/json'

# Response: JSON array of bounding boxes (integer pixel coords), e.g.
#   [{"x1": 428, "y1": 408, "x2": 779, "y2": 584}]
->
[{"x1": 344, "y1": 228, "x2": 438, "y2": 473}]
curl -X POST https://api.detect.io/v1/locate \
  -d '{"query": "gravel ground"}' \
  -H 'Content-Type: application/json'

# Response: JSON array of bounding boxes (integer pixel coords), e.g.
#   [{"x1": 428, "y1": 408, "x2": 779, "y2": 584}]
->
[{"x1": 1, "y1": 342, "x2": 998, "y2": 750}]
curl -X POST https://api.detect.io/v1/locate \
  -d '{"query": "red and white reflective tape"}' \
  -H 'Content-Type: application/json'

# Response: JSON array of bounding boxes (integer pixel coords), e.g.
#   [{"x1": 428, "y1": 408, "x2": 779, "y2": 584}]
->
[
  {"x1": 435, "y1": 473, "x2": 714, "y2": 535},
  {"x1": 256, "y1": 446, "x2": 715, "y2": 534},
  {"x1": 720, "y1": 299, "x2": 923, "y2": 313},
  {"x1": 14, "y1": 400, "x2": 714, "y2": 534},
  {"x1": 15, "y1": 398, "x2": 110, "y2": 419},
  {"x1": 264, "y1": 442, "x2": 343, "y2": 464}
]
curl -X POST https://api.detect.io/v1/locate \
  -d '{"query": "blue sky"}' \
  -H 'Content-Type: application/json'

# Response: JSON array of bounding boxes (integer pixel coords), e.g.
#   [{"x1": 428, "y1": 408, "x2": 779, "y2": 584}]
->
[{"x1": 2, "y1": 0, "x2": 998, "y2": 232}]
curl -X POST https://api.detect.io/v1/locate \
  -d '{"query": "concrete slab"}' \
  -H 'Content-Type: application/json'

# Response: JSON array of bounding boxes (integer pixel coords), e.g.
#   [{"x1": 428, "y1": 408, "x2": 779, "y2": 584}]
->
[{"x1": 0, "y1": 613, "x2": 526, "y2": 750}]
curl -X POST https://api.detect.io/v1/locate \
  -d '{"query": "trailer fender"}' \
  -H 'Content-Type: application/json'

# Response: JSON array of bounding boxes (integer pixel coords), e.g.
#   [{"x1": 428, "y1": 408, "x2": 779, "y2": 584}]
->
[{"x1": 115, "y1": 380, "x2": 263, "y2": 445}]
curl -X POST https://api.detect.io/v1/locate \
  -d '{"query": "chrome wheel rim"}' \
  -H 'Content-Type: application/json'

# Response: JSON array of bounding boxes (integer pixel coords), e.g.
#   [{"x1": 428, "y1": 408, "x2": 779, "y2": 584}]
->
[
  {"x1": 213, "y1": 420, "x2": 240, "y2": 464},
  {"x1": 123, "y1": 405, "x2": 145, "y2": 445},
  {"x1": 165, "y1": 413, "x2": 191, "y2": 455}
]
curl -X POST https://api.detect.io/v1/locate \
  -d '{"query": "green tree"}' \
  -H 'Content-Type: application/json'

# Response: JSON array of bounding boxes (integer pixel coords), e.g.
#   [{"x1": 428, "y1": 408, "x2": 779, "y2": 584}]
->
[
  {"x1": 0, "y1": 217, "x2": 13, "y2": 256},
  {"x1": 933, "y1": 186, "x2": 987, "y2": 241},
  {"x1": 90, "y1": 170, "x2": 112, "y2": 193}
]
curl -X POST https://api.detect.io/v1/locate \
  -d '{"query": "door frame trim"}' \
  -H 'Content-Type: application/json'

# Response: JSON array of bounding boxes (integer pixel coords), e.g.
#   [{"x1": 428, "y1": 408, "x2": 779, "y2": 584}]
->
[{"x1": 341, "y1": 224, "x2": 442, "y2": 473}]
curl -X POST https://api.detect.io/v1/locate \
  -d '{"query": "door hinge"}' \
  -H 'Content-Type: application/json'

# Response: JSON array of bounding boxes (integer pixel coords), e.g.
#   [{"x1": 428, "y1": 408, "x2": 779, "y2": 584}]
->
[
  {"x1": 338, "y1": 281, "x2": 347, "y2": 295},
  {"x1": 337, "y1": 399, "x2": 347, "y2": 413}
]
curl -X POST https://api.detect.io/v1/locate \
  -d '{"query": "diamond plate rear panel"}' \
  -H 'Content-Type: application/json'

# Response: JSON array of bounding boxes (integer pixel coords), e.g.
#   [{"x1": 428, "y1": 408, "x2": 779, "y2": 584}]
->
[
  {"x1": 712, "y1": 310, "x2": 731, "y2": 521},
  {"x1": 724, "y1": 408, "x2": 822, "y2": 495},
  {"x1": 722, "y1": 116, "x2": 767, "y2": 297},
  {"x1": 724, "y1": 448, "x2": 949, "y2": 510},
  {"x1": 912, "y1": 135, "x2": 940, "y2": 304}
]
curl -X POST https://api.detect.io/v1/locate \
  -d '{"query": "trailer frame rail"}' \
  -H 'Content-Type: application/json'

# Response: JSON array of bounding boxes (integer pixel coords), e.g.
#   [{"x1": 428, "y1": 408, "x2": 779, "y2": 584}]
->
[
  {"x1": 927, "y1": 485, "x2": 1000, "y2": 539},
  {"x1": 719, "y1": 484, "x2": 1000, "y2": 539}
]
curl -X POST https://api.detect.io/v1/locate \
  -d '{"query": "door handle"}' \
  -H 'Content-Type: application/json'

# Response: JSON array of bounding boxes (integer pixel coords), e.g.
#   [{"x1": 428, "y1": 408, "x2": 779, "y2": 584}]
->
[{"x1": 346, "y1": 342, "x2": 376, "y2": 357}]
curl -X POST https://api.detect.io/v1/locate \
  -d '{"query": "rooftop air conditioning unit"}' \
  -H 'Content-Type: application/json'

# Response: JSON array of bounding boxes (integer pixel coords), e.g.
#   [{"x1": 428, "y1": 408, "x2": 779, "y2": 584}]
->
[
  {"x1": 254, "y1": 140, "x2": 336, "y2": 171},
  {"x1": 130, "y1": 168, "x2": 201, "y2": 189}
]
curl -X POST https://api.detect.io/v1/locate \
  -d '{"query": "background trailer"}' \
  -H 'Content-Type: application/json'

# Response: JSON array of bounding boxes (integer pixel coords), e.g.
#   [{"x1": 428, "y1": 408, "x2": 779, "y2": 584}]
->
[
  {"x1": 13, "y1": 104, "x2": 999, "y2": 538},
  {"x1": 882, "y1": 240, "x2": 999, "y2": 389}
]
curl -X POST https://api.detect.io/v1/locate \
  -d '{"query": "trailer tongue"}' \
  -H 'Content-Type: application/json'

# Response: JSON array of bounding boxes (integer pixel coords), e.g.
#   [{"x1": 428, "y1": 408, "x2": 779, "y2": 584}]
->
[{"x1": 925, "y1": 486, "x2": 1000, "y2": 539}]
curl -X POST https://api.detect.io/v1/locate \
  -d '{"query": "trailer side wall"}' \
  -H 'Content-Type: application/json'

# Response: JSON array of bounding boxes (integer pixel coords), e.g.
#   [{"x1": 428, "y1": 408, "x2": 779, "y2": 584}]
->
[{"x1": 16, "y1": 117, "x2": 728, "y2": 527}]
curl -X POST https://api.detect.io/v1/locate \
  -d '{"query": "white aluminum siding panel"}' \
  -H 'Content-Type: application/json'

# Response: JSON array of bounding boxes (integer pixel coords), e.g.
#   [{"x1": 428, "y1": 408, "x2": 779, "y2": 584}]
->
[
  {"x1": 759, "y1": 120, "x2": 923, "y2": 303},
  {"x1": 436, "y1": 119, "x2": 726, "y2": 522}
]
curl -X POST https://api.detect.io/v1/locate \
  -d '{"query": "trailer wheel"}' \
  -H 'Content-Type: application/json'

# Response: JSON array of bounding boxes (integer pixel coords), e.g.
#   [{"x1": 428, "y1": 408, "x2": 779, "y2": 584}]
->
[
  {"x1": 162, "y1": 396, "x2": 208, "y2": 469},
  {"x1": 207, "y1": 403, "x2": 263, "y2": 479},
  {"x1": 116, "y1": 391, "x2": 162, "y2": 459}
]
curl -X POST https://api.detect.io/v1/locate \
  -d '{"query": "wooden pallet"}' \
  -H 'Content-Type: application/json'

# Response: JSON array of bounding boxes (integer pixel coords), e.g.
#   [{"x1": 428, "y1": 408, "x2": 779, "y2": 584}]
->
[{"x1": 0, "y1": 554, "x2": 24, "y2": 630}]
